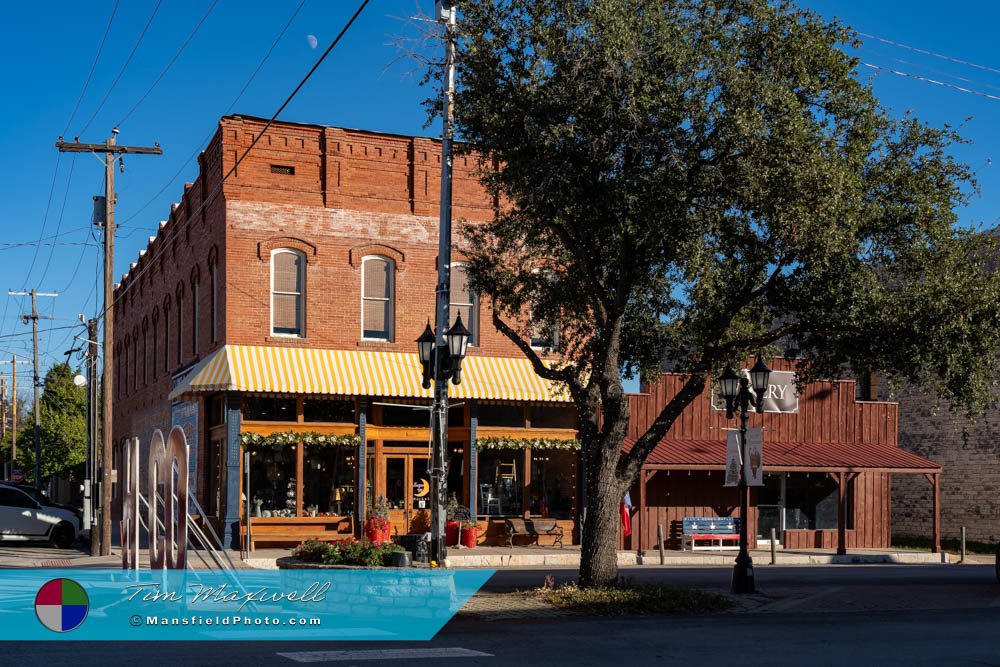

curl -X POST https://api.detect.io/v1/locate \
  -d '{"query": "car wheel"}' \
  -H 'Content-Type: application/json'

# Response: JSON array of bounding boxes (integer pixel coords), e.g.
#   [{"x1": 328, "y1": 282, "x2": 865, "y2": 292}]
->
[{"x1": 49, "y1": 522, "x2": 74, "y2": 549}]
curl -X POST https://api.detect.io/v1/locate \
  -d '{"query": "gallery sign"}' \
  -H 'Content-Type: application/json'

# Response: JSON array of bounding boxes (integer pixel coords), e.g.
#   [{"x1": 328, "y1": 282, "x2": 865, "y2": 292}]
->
[{"x1": 711, "y1": 370, "x2": 799, "y2": 414}]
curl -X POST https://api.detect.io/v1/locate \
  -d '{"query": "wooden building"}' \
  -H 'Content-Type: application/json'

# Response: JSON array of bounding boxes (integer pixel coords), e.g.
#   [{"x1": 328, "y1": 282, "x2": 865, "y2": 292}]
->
[{"x1": 625, "y1": 359, "x2": 943, "y2": 554}]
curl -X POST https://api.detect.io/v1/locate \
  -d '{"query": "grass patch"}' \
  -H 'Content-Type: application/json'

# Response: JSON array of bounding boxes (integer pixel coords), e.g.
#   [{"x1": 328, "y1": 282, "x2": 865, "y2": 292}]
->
[
  {"x1": 892, "y1": 535, "x2": 996, "y2": 555},
  {"x1": 538, "y1": 577, "x2": 731, "y2": 616}
]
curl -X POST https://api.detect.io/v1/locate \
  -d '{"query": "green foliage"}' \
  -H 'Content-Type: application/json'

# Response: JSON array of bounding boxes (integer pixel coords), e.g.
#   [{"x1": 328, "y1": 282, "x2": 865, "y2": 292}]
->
[
  {"x1": 367, "y1": 495, "x2": 391, "y2": 522},
  {"x1": 292, "y1": 539, "x2": 403, "y2": 567},
  {"x1": 436, "y1": 0, "x2": 1000, "y2": 584},
  {"x1": 540, "y1": 580, "x2": 731, "y2": 615},
  {"x1": 8, "y1": 363, "x2": 86, "y2": 483}
]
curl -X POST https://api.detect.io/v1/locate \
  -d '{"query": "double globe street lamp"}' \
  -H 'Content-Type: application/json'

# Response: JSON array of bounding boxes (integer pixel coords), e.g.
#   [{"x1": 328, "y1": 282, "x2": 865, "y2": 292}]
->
[
  {"x1": 414, "y1": 313, "x2": 472, "y2": 561},
  {"x1": 718, "y1": 353, "x2": 772, "y2": 594}
]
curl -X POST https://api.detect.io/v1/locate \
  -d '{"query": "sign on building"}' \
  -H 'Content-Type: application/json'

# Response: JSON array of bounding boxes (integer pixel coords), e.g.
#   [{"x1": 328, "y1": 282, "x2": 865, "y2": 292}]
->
[
  {"x1": 171, "y1": 400, "x2": 199, "y2": 483},
  {"x1": 711, "y1": 369, "x2": 799, "y2": 414}
]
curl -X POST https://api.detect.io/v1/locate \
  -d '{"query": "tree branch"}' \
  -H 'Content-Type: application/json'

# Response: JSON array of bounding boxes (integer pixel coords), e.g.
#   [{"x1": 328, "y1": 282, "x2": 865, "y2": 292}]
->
[{"x1": 492, "y1": 310, "x2": 583, "y2": 398}]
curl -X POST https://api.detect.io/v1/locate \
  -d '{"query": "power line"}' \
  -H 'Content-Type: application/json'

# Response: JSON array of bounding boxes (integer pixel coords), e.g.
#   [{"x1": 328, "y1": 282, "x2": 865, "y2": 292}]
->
[
  {"x1": 62, "y1": 0, "x2": 121, "y2": 136},
  {"x1": 118, "y1": 0, "x2": 308, "y2": 226},
  {"x1": 78, "y1": 0, "x2": 164, "y2": 136},
  {"x1": 858, "y1": 31, "x2": 1000, "y2": 77},
  {"x1": 860, "y1": 61, "x2": 1000, "y2": 103},
  {"x1": 107, "y1": 0, "x2": 371, "y2": 319},
  {"x1": 37, "y1": 156, "x2": 78, "y2": 287},
  {"x1": 860, "y1": 47, "x2": 1000, "y2": 94},
  {"x1": 116, "y1": 0, "x2": 220, "y2": 128}
]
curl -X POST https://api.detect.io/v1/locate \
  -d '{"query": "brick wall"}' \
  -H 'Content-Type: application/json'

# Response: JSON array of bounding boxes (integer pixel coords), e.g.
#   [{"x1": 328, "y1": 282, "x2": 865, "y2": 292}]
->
[
  {"x1": 112, "y1": 115, "x2": 538, "y2": 445},
  {"x1": 889, "y1": 383, "x2": 1000, "y2": 543}
]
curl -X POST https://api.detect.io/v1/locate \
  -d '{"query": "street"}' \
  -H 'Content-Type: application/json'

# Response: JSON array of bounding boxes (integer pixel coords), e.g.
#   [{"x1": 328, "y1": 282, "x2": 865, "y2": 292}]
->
[{"x1": 2, "y1": 563, "x2": 999, "y2": 665}]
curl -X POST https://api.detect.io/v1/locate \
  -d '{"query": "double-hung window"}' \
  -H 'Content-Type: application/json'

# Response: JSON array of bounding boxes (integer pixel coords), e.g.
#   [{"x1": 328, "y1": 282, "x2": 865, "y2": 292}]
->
[
  {"x1": 361, "y1": 256, "x2": 394, "y2": 341},
  {"x1": 271, "y1": 249, "x2": 305, "y2": 337}
]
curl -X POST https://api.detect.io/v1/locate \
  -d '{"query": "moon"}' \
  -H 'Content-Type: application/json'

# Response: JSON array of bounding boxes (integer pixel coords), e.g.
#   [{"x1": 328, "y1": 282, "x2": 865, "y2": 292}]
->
[
  {"x1": 306, "y1": 34, "x2": 318, "y2": 49},
  {"x1": 414, "y1": 478, "x2": 430, "y2": 498}
]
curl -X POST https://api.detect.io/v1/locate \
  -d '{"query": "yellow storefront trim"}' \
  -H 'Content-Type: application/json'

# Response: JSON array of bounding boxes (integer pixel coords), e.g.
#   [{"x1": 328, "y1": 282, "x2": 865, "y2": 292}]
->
[{"x1": 169, "y1": 345, "x2": 571, "y2": 403}]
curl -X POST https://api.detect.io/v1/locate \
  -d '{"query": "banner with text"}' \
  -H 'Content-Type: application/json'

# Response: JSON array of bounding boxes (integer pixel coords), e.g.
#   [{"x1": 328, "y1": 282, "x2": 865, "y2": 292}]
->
[{"x1": 711, "y1": 370, "x2": 799, "y2": 414}]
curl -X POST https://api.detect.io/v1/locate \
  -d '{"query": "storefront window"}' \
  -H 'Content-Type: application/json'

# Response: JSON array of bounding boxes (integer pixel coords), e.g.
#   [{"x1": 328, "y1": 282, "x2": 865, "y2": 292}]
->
[
  {"x1": 477, "y1": 449, "x2": 524, "y2": 516},
  {"x1": 248, "y1": 444, "x2": 298, "y2": 515},
  {"x1": 447, "y1": 441, "x2": 464, "y2": 502},
  {"x1": 477, "y1": 403, "x2": 524, "y2": 428},
  {"x1": 303, "y1": 398, "x2": 354, "y2": 423},
  {"x1": 243, "y1": 396, "x2": 297, "y2": 421},
  {"x1": 528, "y1": 450, "x2": 576, "y2": 519},
  {"x1": 528, "y1": 405, "x2": 576, "y2": 429},
  {"x1": 785, "y1": 474, "x2": 853, "y2": 530},
  {"x1": 302, "y1": 447, "x2": 356, "y2": 515}
]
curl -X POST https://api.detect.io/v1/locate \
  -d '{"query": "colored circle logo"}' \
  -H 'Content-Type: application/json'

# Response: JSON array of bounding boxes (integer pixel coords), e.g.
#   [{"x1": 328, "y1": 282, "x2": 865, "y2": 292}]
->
[{"x1": 35, "y1": 578, "x2": 89, "y2": 633}]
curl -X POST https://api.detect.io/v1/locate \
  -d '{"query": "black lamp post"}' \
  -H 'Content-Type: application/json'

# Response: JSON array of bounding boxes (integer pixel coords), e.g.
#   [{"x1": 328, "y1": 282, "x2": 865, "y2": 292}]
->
[
  {"x1": 719, "y1": 353, "x2": 771, "y2": 594},
  {"x1": 415, "y1": 314, "x2": 471, "y2": 562}
]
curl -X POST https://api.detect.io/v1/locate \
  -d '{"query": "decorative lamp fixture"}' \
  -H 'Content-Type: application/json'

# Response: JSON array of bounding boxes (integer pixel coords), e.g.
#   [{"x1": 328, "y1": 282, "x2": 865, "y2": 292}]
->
[
  {"x1": 719, "y1": 365, "x2": 740, "y2": 418},
  {"x1": 445, "y1": 314, "x2": 472, "y2": 385},
  {"x1": 749, "y1": 354, "x2": 771, "y2": 411},
  {"x1": 416, "y1": 322, "x2": 436, "y2": 389}
]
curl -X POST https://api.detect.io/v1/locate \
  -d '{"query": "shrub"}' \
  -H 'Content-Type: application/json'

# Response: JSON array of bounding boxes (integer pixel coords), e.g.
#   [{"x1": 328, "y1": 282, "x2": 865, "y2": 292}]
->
[{"x1": 292, "y1": 539, "x2": 403, "y2": 567}]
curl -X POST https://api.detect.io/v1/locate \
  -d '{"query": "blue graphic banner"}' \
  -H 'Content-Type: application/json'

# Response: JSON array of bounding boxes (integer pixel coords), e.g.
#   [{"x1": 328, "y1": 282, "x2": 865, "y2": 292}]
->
[{"x1": 0, "y1": 568, "x2": 494, "y2": 640}]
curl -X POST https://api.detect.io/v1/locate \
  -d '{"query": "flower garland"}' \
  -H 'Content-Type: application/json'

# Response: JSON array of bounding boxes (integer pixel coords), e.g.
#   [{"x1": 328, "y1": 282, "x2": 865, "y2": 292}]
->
[
  {"x1": 240, "y1": 431, "x2": 361, "y2": 448},
  {"x1": 476, "y1": 436, "x2": 580, "y2": 451}
]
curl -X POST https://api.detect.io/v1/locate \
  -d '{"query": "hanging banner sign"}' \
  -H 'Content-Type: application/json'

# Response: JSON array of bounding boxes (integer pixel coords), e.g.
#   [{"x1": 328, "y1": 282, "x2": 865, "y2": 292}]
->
[
  {"x1": 723, "y1": 431, "x2": 741, "y2": 487},
  {"x1": 711, "y1": 370, "x2": 799, "y2": 414},
  {"x1": 745, "y1": 427, "x2": 764, "y2": 487}
]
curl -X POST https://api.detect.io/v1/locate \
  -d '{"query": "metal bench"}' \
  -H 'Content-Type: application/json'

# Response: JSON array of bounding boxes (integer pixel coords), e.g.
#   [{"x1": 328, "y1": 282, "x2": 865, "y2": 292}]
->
[
  {"x1": 504, "y1": 518, "x2": 565, "y2": 548},
  {"x1": 681, "y1": 516, "x2": 740, "y2": 551}
]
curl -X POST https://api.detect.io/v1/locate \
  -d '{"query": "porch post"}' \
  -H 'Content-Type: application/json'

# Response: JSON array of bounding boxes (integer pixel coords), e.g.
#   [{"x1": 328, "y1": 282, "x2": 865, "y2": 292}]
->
[
  {"x1": 356, "y1": 400, "x2": 367, "y2": 537},
  {"x1": 222, "y1": 392, "x2": 242, "y2": 549},
  {"x1": 638, "y1": 469, "x2": 648, "y2": 556},
  {"x1": 836, "y1": 471, "x2": 847, "y2": 556},
  {"x1": 927, "y1": 472, "x2": 940, "y2": 554},
  {"x1": 468, "y1": 402, "x2": 478, "y2": 517}
]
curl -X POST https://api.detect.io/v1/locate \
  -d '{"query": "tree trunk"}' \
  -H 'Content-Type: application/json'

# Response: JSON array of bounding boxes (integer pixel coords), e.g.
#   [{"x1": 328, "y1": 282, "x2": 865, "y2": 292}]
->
[{"x1": 579, "y1": 453, "x2": 626, "y2": 587}]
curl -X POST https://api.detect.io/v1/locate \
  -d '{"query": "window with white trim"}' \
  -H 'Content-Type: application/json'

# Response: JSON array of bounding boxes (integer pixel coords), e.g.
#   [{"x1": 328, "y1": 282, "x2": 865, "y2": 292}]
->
[
  {"x1": 271, "y1": 249, "x2": 306, "y2": 337},
  {"x1": 449, "y1": 263, "x2": 477, "y2": 345},
  {"x1": 361, "y1": 255, "x2": 394, "y2": 340}
]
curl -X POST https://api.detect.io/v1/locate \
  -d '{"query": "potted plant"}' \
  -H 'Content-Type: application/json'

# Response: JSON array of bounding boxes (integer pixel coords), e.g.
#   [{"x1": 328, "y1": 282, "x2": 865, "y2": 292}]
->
[
  {"x1": 445, "y1": 493, "x2": 461, "y2": 546},
  {"x1": 365, "y1": 495, "x2": 392, "y2": 542},
  {"x1": 460, "y1": 520, "x2": 478, "y2": 549}
]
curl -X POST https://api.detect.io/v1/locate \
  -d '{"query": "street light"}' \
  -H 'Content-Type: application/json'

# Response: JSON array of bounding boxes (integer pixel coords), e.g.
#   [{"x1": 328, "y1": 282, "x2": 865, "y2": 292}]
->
[
  {"x1": 719, "y1": 353, "x2": 771, "y2": 594},
  {"x1": 414, "y1": 314, "x2": 471, "y2": 562}
]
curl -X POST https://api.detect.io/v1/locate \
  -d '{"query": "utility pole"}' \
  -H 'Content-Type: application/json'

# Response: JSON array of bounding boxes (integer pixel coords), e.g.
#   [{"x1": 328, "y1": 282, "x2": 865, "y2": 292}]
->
[
  {"x1": 57, "y1": 131, "x2": 162, "y2": 556},
  {"x1": 9, "y1": 289, "x2": 58, "y2": 489},
  {"x1": 428, "y1": 0, "x2": 458, "y2": 564},
  {"x1": 1, "y1": 376, "x2": 6, "y2": 479},
  {"x1": 85, "y1": 318, "x2": 99, "y2": 555},
  {"x1": 11, "y1": 357, "x2": 16, "y2": 469}
]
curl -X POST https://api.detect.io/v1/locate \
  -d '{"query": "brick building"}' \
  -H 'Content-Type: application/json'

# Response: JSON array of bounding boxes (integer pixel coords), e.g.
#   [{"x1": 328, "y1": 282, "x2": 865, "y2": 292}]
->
[
  {"x1": 112, "y1": 115, "x2": 579, "y2": 549},
  {"x1": 888, "y1": 383, "x2": 1000, "y2": 544}
]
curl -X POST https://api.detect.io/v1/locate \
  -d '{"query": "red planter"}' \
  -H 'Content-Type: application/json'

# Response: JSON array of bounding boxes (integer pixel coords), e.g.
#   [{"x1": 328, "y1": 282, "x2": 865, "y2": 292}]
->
[
  {"x1": 445, "y1": 521, "x2": 460, "y2": 546},
  {"x1": 365, "y1": 523, "x2": 391, "y2": 543},
  {"x1": 460, "y1": 525, "x2": 478, "y2": 549}
]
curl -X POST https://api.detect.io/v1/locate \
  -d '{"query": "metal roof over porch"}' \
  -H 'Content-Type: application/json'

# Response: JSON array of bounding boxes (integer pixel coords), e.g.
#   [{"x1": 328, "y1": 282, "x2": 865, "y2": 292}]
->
[
  {"x1": 168, "y1": 344, "x2": 572, "y2": 403},
  {"x1": 623, "y1": 437, "x2": 941, "y2": 473}
]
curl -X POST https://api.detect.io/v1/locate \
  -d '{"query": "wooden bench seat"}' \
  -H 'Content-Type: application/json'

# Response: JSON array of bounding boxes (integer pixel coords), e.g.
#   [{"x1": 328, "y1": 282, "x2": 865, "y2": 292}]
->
[
  {"x1": 241, "y1": 516, "x2": 354, "y2": 551},
  {"x1": 504, "y1": 518, "x2": 565, "y2": 548},
  {"x1": 681, "y1": 516, "x2": 740, "y2": 551}
]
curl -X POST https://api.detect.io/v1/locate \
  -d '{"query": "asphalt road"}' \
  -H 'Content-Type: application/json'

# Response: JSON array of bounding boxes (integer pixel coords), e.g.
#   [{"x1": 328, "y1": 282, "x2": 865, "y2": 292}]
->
[{"x1": 4, "y1": 563, "x2": 1000, "y2": 665}]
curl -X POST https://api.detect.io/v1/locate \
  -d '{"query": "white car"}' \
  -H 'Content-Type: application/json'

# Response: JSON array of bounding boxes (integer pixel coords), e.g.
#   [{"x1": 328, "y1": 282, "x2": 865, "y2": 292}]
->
[{"x1": 0, "y1": 483, "x2": 80, "y2": 548}]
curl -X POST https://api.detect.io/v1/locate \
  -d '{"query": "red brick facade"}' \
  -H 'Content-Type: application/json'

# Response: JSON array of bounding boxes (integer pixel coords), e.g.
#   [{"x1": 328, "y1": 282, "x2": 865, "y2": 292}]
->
[{"x1": 112, "y1": 115, "x2": 533, "y2": 441}]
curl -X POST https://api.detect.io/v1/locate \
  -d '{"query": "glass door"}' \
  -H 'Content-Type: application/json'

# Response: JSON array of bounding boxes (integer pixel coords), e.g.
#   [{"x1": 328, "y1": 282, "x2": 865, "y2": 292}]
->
[
  {"x1": 384, "y1": 455, "x2": 408, "y2": 537},
  {"x1": 410, "y1": 457, "x2": 431, "y2": 533},
  {"x1": 757, "y1": 473, "x2": 785, "y2": 545}
]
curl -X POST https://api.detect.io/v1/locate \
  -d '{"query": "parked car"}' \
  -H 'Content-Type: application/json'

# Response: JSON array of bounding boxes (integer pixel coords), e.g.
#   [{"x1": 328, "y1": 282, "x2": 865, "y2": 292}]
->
[{"x1": 0, "y1": 482, "x2": 80, "y2": 548}]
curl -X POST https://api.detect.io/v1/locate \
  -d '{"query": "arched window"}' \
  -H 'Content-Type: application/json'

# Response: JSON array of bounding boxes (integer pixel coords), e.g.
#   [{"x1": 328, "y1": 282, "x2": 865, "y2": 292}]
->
[
  {"x1": 162, "y1": 295, "x2": 172, "y2": 373},
  {"x1": 151, "y1": 307, "x2": 159, "y2": 380},
  {"x1": 132, "y1": 330, "x2": 139, "y2": 392},
  {"x1": 449, "y1": 263, "x2": 477, "y2": 345},
  {"x1": 271, "y1": 249, "x2": 306, "y2": 336},
  {"x1": 209, "y1": 256, "x2": 218, "y2": 343},
  {"x1": 191, "y1": 268, "x2": 200, "y2": 356},
  {"x1": 142, "y1": 319, "x2": 149, "y2": 385},
  {"x1": 176, "y1": 284, "x2": 185, "y2": 363},
  {"x1": 122, "y1": 340, "x2": 129, "y2": 398},
  {"x1": 361, "y1": 255, "x2": 394, "y2": 341}
]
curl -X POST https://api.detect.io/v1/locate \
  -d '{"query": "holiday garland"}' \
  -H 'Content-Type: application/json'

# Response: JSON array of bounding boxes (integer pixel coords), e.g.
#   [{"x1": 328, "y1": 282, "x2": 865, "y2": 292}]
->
[
  {"x1": 240, "y1": 431, "x2": 361, "y2": 448},
  {"x1": 476, "y1": 436, "x2": 580, "y2": 451}
]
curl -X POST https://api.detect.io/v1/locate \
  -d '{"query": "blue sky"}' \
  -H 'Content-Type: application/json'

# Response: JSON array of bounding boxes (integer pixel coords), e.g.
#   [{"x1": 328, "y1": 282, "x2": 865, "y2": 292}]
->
[{"x1": 1, "y1": 0, "x2": 999, "y2": 392}]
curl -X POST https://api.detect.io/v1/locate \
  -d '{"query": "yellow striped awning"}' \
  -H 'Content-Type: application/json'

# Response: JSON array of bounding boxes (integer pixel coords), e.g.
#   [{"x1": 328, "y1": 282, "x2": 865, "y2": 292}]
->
[{"x1": 168, "y1": 345, "x2": 571, "y2": 403}]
